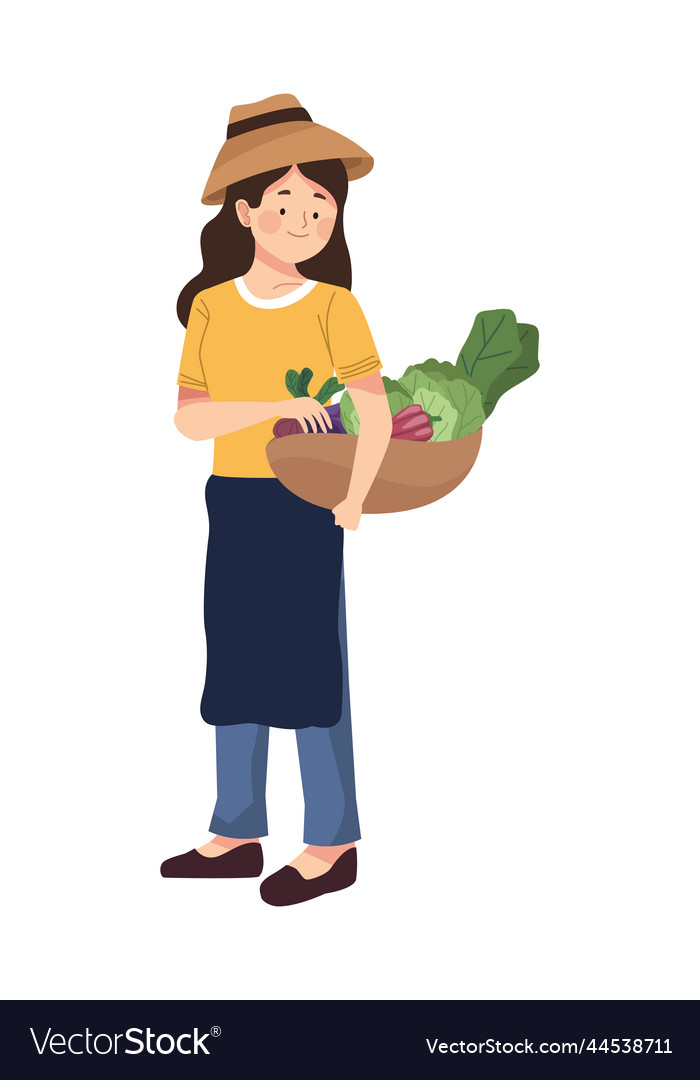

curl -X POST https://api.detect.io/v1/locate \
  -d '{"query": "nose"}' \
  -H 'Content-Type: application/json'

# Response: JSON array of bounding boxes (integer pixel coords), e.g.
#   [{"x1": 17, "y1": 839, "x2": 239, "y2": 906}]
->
[{"x1": 301, "y1": 209, "x2": 307, "y2": 228}]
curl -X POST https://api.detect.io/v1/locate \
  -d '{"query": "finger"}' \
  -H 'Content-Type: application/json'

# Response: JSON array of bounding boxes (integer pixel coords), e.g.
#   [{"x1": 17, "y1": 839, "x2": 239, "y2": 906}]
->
[
  {"x1": 307, "y1": 404, "x2": 326, "y2": 432},
  {"x1": 308, "y1": 412, "x2": 321, "y2": 433},
  {"x1": 298, "y1": 416, "x2": 308, "y2": 433},
  {"x1": 318, "y1": 406, "x2": 332, "y2": 431}
]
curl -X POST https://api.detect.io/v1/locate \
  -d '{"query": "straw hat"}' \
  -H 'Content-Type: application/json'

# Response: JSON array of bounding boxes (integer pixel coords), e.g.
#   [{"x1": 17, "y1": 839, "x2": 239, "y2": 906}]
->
[{"x1": 201, "y1": 94, "x2": 374, "y2": 205}]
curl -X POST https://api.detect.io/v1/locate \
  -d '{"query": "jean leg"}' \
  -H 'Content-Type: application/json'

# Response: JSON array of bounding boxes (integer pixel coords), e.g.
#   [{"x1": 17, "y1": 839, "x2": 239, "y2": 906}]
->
[
  {"x1": 209, "y1": 723, "x2": 270, "y2": 838},
  {"x1": 295, "y1": 566, "x2": 361, "y2": 845}
]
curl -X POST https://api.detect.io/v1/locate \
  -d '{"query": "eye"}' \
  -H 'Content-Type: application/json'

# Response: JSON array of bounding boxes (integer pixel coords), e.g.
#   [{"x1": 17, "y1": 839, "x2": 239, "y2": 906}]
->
[
  {"x1": 279, "y1": 207, "x2": 286, "y2": 216},
  {"x1": 313, "y1": 211, "x2": 319, "y2": 219}
]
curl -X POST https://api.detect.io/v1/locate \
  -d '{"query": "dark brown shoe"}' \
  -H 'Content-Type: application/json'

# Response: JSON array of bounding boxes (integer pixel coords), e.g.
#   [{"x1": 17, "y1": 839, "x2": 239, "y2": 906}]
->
[
  {"x1": 160, "y1": 842, "x2": 263, "y2": 878},
  {"x1": 260, "y1": 848, "x2": 357, "y2": 906}
]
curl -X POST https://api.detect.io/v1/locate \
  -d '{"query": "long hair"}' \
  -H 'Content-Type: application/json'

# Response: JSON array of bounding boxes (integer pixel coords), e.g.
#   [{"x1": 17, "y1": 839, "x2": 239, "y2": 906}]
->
[{"x1": 177, "y1": 159, "x2": 351, "y2": 327}]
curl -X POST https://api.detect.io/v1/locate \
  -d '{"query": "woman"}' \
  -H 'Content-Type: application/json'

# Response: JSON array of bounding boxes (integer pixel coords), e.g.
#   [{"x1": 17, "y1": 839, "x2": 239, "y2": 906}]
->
[{"x1": 160, "y1": 95, "x2": 392, "y2": 906}]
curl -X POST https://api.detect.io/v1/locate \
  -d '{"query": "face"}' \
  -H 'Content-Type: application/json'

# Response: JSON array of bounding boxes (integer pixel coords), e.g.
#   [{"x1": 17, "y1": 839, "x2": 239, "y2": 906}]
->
[{"x1": 235, "y1": 164, "x2": 338, "y2": 264}]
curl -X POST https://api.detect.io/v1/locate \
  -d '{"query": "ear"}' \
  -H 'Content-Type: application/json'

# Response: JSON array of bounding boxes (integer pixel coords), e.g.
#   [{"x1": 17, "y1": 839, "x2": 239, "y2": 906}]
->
[{"x1": 236, "y1": 199, "x2": 252, "y2": 228}]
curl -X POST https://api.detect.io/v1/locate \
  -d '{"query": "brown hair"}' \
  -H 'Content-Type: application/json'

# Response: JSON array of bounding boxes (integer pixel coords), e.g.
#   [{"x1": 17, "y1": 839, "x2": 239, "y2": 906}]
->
[{"x1": 177, "y1": 159, "x2": 351, "y2": 327}]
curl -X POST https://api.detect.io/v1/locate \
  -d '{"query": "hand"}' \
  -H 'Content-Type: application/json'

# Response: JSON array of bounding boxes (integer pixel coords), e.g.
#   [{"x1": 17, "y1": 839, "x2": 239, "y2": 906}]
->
[
  {"x1": 277, "y1": 397, "x2": 332, "y2": 433},
  {"x1": 332, "y1": 497, "x2": 362, "y2": 530}
]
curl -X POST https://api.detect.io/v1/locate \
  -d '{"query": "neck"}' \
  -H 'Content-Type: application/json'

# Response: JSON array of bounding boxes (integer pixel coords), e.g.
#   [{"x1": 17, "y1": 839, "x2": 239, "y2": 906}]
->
[{"x1": 247, "y1": 244, "x2": 305, "y2": 286}]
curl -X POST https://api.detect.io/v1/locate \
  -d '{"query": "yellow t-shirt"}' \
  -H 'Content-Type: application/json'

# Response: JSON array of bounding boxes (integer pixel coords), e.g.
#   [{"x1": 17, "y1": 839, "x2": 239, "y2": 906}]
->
[{"x1": 176, "y1": 277, "x2": 383, "y2": 477}]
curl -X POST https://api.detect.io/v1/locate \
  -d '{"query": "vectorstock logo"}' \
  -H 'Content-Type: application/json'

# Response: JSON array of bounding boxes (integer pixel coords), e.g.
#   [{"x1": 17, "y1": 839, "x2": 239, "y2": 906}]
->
[{"x1": 29, "y1": 1027, "x2": 219, "y2": 1056}]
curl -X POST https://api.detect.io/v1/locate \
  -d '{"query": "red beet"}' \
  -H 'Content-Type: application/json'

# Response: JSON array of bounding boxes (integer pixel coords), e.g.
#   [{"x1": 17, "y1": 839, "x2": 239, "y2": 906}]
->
[
  {"x1": 391, "y1": 404, "x2": 434, "y2": 441},
  {"x1": 393, "y1": 404, "x2": 423, "y2": 422},
  {"x1": 392, "y1": 425, "x2": 433, "y2": 442},
  {"x1": 395, "y1": 413, "x2": 428, "y2": 432},
  {"x1": 273, "y1": 417, "x2": 304, "y2": 438}
]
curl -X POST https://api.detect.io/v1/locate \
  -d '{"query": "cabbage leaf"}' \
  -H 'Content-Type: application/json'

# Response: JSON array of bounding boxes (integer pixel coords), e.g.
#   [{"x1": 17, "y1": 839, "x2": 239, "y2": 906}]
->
[
  {"x1": 339, "y1": 390, "x2": 360, "y2": 434},
  {"x1": 413, "y1": 386, "x2": 458, "y2": 441},
  {"x1": 382, "y1": 376, "x2": 412, "y2": 417},
  {"x1": 430, "y1": 376, "x2": 485, "y2": 437}
]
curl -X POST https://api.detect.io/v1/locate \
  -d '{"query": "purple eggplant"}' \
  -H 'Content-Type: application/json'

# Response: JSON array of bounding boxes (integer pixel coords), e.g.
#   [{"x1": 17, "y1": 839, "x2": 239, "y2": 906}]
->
[
  {"x1": 325, "y1": 402, "x2": 346, "y2": 433},
  {"x1": 273, "y1": 402, "x2": 346, "y2": 438}
]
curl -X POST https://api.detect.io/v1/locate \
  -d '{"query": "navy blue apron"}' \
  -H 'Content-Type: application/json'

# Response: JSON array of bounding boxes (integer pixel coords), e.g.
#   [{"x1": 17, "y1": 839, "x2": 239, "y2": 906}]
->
[{"x1": 200, "y1": 475, "x2": 344, "y2": 729}]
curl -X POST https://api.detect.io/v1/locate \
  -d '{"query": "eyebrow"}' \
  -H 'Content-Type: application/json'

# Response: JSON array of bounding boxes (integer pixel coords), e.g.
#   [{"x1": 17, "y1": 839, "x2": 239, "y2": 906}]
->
[{"x1": 276, "y1": 189, "x2": 327, "y2": 200}]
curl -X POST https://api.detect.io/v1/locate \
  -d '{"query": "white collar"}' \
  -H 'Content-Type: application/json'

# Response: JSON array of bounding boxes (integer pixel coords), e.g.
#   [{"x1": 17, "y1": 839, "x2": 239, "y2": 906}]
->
[{"x1": 233, "y1": 276, "x2": 318, "y2": 309}]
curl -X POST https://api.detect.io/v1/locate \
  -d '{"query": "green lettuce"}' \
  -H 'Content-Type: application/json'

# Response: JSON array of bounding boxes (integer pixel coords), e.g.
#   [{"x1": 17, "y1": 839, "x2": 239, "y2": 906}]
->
[
  {"x1": 314, "y1": 375, "x2": 345, "y2": 404},
  {"x1": 339, "y1": 390, "x2": 359, "y2": 434},
  {"x1": 413, "y1": 386, "x2": 457, "y2": 441},
  {"x1": 398, "y1": 368, "x2": 471, "y2": 441},
  {"x1": 338, "y1": 376, "x2": 411, "y2": 434},
  {"x1": 404, "y1": 357, "x2": 464, "y2": 383},
  {"x1": 338, "y1": 310, "x2": 537, "y2": 439},
  {"x1": 397, "y1": 367, "x2": 436, "y2": 400},
  {"x1": 381, "y1": 376, "x2": 412, "y2": 417},
  {"x1": 429, "y1": 376, "x2": 485, "y2": 437}
]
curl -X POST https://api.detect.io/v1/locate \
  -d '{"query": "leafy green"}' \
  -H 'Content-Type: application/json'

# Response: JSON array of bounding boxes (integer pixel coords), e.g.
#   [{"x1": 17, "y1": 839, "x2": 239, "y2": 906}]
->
[
  {"x1": 482, "y1": 324, "x2": 539, "y2": 419},
  {"x1": 285, "y1": 368, "x2": 344, "y2": 403},
  {"x1": 339, "y1": 391, "x2": 360, "y2": 434},
  {"x1": 314, "y1": 376, "x2": 345, "y2": 404},
  {"x1": 456, "y1": 310, "x2": 522, "y2": 396},
  {"x1": 285, "y1": 369, "x2": 300, "y2": 397},
  {"x1": 297, "y1": 368, "x2": 313, "y2": 397}
]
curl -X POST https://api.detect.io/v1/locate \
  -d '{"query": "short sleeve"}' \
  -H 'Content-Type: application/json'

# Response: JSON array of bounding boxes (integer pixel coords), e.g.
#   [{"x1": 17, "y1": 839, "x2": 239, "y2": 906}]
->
[
  {"x1": 176, "y1": 292, "x2": 210, "y2": 390},
  {"x1": 325, "y1": 289, "x2": 383, "y2": 383}
]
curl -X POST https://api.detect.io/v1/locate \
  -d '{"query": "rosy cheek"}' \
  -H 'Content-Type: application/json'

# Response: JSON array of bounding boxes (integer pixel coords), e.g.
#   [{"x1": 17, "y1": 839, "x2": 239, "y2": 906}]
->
[
  {"x1": 316, "y1": 217, "x2": 334, "y2": 242},
  {"x1": 257, "y1": 211, "x2": 282, "y2": 234}
]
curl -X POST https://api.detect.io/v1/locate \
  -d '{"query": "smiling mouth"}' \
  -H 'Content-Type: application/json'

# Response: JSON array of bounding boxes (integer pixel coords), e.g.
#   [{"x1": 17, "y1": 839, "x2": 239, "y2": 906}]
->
[{"x1": 287, "y1": 231, "x2": 309, "y2": 238}]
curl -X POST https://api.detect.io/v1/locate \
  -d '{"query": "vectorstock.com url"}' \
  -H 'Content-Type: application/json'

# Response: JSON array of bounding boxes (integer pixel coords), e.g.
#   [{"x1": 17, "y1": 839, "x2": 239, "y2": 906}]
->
[{"x1": 426, "y1": 1038, "x2": 672, "y2": 1055}]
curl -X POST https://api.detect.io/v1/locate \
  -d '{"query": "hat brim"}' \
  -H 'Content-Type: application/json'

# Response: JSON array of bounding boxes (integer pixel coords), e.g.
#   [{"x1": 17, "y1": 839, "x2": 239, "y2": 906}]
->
[{"x1": 201, "y1": 121, "x2": 373, "y2": 205}]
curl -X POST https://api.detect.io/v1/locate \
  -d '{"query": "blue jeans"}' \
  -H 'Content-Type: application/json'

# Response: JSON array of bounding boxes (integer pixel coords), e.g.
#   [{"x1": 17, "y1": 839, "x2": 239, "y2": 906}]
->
[{"x1": 209, "y1": 569, "x2": 361, "y2": 846}]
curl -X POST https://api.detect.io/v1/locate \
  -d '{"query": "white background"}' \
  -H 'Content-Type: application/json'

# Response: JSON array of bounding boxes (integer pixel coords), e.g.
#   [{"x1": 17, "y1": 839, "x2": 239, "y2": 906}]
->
[{"x1": 2, "y1": 0, "x2": 698, "y2": 1001}]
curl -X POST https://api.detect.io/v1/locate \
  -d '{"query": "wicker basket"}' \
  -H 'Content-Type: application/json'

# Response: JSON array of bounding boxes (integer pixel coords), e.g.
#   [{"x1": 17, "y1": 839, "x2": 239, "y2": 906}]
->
[{"x1": 266, "y1": 429, "x2": 483, "y2": 513}]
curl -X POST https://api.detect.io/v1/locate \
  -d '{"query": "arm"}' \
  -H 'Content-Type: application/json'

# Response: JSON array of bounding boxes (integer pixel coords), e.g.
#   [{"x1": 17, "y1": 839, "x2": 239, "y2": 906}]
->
[
  {"x1": 175, "y1": 294, "x2": 332, "y2": 440},
  {"x1": 174, "y1": 387, "x2": 332, "y2": 440},
  {"x1": 333, "y1": 371, "x2": 392, "y2": 530}
]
